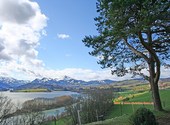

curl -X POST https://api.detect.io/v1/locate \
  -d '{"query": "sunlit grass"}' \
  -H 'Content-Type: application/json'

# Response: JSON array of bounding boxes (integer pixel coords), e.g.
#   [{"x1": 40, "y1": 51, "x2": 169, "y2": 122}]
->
[{"x1": 16, "y1": 88, "x2": 49, "y2": 92}]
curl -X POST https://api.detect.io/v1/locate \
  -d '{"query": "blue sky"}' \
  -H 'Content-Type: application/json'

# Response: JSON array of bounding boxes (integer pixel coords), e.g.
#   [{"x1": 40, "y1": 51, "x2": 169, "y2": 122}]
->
[
  {"x1": 36, "y1": 0, "x2": 99, "y2": 70},
  {"x1": 0, "y1": 0, "x2": 169, "y2": 81}
]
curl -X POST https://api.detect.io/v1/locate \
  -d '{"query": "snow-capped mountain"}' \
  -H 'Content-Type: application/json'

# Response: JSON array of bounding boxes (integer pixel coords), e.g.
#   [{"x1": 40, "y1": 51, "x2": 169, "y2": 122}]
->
[
  {"x1": 62, "y1": 76, "x2": 72, "y2": 81},
  {"x1": 10, "y1": 76, "x2": 116, "y2": 91},
  {"x1": 1, "y1": 76, "x2": 169, "y2": 91},
  {"x1": 0, "y1": 75, "x2": 118, "y2": 91},
  {"x1": 56, "y1": 76, "x2": 88, "y2": 86},
  {"x1": 0, "y1": 77, "x2": 29, "y2": 90}
]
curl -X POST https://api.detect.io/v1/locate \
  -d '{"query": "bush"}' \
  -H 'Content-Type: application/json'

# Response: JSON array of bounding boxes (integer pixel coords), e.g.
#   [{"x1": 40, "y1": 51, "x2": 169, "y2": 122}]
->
[{"x1": 129, "y1": 107, "x2": 158, "y2": 125}]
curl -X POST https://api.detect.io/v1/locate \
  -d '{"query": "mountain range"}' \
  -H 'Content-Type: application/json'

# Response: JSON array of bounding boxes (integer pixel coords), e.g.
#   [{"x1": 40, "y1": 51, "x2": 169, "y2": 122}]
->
[
  {"x1": 0, "y1": 76, "x2": 115, "y2": 91},
  {"x1": 0, "y1": 76, "x2": 170, "y2": 91},
  {"x1": 0, "y1": 77, "x2": 29, "y2": 91}
]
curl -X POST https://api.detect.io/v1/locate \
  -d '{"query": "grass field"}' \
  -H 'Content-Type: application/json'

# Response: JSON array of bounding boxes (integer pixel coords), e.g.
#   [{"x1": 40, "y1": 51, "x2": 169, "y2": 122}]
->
[
  {"x1": 105, "y1": 104, "x2": 153, "y2": 119},
  {"x1": 86, "y1": 89, "x2": 170, "y2": 125},
  {"x1": 45, "y1": 89, "x2": 170, "y2": 125},
  {"x1": 128, "y1": 89, "x2": 170, "y2": 108},
  {"x1": 109, "y1": 89, "x2": 170, "y2": 116},
  {"x1": 84, "y1": 115, "x2": 130, "y2": 125}
]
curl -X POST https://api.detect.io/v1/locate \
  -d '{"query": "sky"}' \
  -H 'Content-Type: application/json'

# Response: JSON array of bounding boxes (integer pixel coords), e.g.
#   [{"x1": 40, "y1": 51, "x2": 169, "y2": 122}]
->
[{"x1": 0, "y1": 0, "x2": 169, "y2": 81}]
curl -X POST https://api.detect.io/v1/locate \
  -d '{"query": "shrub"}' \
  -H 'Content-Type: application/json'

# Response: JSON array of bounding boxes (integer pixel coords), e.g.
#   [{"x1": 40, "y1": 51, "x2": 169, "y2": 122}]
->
[{"x1": 129, "y1": 107, "x2": 158, "y2": 125}]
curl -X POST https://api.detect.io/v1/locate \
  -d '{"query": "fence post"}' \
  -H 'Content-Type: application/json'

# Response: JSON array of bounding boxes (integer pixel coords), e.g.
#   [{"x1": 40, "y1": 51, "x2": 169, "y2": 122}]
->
[
  {"x1": 132, "y1": 103, "x2": 134, "y2": 113},
  {"x1": 53, "y1": 116, "x2": 57, "y2": 125},
  {"x1": 120, "y1": 102, "x2": 122, "y2": 116},
  {"x1": 96, "y1": 110, "x2": 99, "y2": 121},
  {"x1": 77, "y1": 110, "x2": 81, "y2": 125}
]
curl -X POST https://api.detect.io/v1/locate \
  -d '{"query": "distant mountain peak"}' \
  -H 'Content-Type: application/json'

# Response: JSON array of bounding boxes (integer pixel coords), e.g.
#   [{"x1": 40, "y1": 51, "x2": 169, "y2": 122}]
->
[
  {"x1": 41, "y1": 77, "x2": 53, "y2": 82},
  {"x1": 62, "y1": 76, "x2": 72, "y2": 81},
  {"x1": 0, "y1": 77, "x2": 15, "y2": 82},
  {"x1": 0, "y1": 76, "x2": 29, "y2": 90}
]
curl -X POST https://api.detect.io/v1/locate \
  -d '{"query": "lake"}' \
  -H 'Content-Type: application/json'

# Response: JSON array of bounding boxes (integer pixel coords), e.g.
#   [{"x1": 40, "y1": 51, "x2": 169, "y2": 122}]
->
[
  {"x1": 1, "y1": 90, "x2": 79, "y2": 104},
  {"x1": 1, "y1": 91, "x2": 79, "y2": 116}
]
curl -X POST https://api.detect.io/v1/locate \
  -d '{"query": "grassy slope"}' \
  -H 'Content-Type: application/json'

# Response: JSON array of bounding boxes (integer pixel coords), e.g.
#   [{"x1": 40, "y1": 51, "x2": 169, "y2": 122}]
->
[
  {"x1": 84, "y1": 115, "x2": 130, "y2": 125},
  {"x1": 86, "y1": 89, "x2": 170, "y2": 125},
  {"x1": 105, "y1": 104, "x2": 153, "y2": 119},
  {"x1": 45, "y1": 89, "x2": 170, "y2": 125},
  {"x1": 108, "y1": 89, "x2": 170, "y2": 117},
  {"x1": 128, "y1": 89, "x2": 170, "y2": 107}
]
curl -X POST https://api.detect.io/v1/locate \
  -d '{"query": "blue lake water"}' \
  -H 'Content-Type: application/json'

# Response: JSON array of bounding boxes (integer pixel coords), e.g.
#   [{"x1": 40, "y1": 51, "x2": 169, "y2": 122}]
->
[{"x1": 43, "y1": 107, "x2": 65, "y2": 116}]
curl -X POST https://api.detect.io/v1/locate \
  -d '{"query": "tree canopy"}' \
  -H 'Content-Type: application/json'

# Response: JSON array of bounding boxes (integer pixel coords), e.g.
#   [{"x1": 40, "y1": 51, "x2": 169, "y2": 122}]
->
[{"x1": 83, "y1": 0, "x2": 170, "y2": 111}]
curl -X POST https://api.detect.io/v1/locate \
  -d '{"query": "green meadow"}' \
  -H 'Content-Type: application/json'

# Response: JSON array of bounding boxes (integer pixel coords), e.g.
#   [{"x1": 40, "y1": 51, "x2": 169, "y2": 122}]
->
[{"x1": 45, "y1": 89, "x2": 170, "y2": 125}]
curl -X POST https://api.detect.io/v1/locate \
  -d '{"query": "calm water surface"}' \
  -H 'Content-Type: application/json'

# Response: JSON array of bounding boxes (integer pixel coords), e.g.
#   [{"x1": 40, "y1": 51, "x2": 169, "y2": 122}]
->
[
  {"x1": 1, "y1": 91, "x2": 78, "y2": 104},
  {"x1": 1, "y1": 91, "x2": 78, "y2": 116}
]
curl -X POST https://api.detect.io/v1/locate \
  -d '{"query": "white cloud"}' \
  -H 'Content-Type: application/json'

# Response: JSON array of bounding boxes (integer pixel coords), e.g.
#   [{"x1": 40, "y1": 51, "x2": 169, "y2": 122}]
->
[
  {"x1": 0, "y1": 0, "x2": 47, "y2": 72},
  {"x1": 57, "y1": 33, "x2": 70, "y2": 39},
  {"x1": 41, "y1": 67, "x2": 170, "y2": 81},
  {"x1": 0, "y1": 58, "x2": 169, "y2": 81},
  {"x1": 0, "y1": 0, "x2": 36, "y2": 24},
  {"x1": 0, "y1": 0, "x2": 169, "y2": 82},
  {"x1": 160, "y1": 68, "x2": 170, "y2": 78}
]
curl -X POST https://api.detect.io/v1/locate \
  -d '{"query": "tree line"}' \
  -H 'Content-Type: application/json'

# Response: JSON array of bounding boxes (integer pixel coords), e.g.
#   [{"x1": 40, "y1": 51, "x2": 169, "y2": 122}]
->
[{"x1": 65, "y1": 88, "x2": 114, "y2": 125}]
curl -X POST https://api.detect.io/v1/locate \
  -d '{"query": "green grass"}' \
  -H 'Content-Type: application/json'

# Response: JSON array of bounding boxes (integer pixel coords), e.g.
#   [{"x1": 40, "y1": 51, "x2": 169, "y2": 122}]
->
[
  {"x1": 128, "y1": 89, "x2": 170, "y2": 106},
  {"x1": 105, "y1": 89, "x2": 170, "y2": 124},
  {"x1": 159, "y1": 89, "x2": 170, "y2": 110},
  {"x1": 132, "y1": 84, "x2": 150, "y2": 92},
  {"x1": 45, "y1": 89, "x2": 170, "y2": 125},
  {"x1": 117, "y1": 89, "x2": 170, "y2": 104},
  {"x1": 43, "y1": 117, "x2": 72, "y2": 125},
  {"x1": 98, "y1": 89, "x2": 170, "y2": 125},
  {"x1": 84, "y1": 115, "x2": 130, "y2": 125},
  {"x1": 117, "y1": 90, "x2": 135, "y2": 96},
  {"x1": 16, "y1": 88, "x2": 50, "y2": 92},
  {"x1": 128, "y1": 91, "x2": 152, "y2": 102},
  {"x1": 105, "y1": 104, "x2": 153, "y2": 119}
]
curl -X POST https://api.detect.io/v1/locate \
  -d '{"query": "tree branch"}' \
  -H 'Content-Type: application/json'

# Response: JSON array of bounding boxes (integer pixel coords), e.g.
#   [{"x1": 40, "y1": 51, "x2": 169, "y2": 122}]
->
[
  {"x1": 123, "y1": 38, "x2": 149, "y2": 62},
  {"x1": 146, "y1": 29, "x2": 161, "y2": 84}
]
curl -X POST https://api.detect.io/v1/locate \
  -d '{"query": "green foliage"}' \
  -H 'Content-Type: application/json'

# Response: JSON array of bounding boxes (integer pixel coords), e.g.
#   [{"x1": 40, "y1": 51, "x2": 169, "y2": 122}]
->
[
  {"x1": 83, "y1": 0, "x2": 170, "y2": 111},
  {"x1": 83, "y1": 0, "x2": 170, "y2": 77},
  {"x1": 129, "y1": 107, "x2": 158, "y2": 125}
]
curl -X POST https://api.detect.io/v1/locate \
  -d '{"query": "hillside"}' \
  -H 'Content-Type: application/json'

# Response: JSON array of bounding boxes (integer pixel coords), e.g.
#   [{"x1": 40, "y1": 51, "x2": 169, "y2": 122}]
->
[
  {"x1": 1, "y1": 76, "x2": 170, "y2": 92},
  {"x1": 0, "y1": 76, "x2": 115, "y2": 91}
]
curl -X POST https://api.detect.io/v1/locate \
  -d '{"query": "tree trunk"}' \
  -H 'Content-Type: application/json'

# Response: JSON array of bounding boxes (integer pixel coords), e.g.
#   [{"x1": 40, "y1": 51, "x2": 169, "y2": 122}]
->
[
  {"x1": 149, "y1": 59, "x2": 163, "y2": 111},
  {"x1": 150, "y1": 81, "x2": 163, "y2": 111}
]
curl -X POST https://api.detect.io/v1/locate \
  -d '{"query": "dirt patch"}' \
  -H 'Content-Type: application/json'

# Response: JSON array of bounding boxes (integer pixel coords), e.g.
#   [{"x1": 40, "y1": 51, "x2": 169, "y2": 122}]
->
[{"x1": 156, "y1": 112, "x2": 170, "y2": 125}]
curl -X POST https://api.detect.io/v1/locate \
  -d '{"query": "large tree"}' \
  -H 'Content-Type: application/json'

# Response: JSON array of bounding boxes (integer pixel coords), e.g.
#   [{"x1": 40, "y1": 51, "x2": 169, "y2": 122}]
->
[{"x1": 83, "y1": 0, "x2": 170, "y2": 111}]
